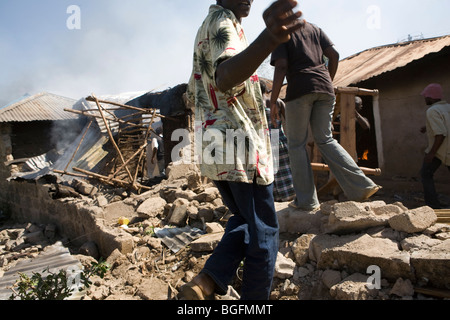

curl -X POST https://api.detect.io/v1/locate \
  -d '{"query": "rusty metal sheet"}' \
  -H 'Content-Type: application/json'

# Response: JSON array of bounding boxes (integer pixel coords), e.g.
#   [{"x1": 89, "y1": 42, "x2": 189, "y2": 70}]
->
[
  {"x1": 0, "y1": 242, "x2": 84, "y2": 300},
  {"x1": 0, "y1": 93, "x2": 78, "y2": 123},
  {"x1": 334, "y1": 35, "x2": 450, "y2": 87}
]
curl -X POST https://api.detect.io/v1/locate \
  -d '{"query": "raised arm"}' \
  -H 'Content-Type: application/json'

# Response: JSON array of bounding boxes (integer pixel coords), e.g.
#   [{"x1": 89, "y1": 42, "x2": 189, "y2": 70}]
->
[{"x1": 216, "y1": 0, "x2": 303, "y2": 92}]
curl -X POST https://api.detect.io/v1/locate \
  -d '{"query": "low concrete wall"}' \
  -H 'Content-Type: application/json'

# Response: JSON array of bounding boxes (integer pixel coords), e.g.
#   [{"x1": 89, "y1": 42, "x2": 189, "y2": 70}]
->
[{"x1": 0, "y1": 179, "x2": 134, "y2": 258}]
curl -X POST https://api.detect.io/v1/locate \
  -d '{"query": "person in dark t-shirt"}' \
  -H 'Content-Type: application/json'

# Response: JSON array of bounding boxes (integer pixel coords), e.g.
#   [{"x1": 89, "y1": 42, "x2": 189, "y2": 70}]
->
[{"x1": 270, "y1": 21, "x2": 380, "y2": 211}]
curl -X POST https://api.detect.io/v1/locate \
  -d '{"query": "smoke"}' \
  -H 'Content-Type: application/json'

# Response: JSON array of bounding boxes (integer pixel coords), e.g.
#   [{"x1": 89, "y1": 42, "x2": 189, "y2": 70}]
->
[{"x1": 0, "y1": 0, "x2": 218, "y2": 106}]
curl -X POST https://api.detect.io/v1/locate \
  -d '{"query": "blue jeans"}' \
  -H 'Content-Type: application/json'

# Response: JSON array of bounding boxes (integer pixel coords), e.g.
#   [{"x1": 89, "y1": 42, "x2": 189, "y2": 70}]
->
[
  {"x1": 421, "y1": 157, "x2": 450, "y2": 209},
  {"x1": 285, "y1": 93, "x2": 378, "y2": 210},
  {"x1": 201, "y1": 180, "x2": 279, "y2": 300}
]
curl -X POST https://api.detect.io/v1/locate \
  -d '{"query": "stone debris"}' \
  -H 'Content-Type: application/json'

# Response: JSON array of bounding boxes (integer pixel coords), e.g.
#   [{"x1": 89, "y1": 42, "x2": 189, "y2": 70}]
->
[{"x1": 1, "y1": 162, "x2": 449, "y2": 300}]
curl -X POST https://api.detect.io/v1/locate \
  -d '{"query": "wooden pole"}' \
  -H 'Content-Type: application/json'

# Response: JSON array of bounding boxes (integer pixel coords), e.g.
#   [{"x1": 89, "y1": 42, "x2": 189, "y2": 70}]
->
[
  {"x1": 72, "y1": 167, "x2": 151, "y2": 190},
  {"x1": 85, "y1": 96, "x2": 178, "y2": 121},
  {"x1": 111, "y1": 142, "x2": 148, "y2": 178},
  {"x1": 311, "y1": 163, "x2": 381, "y2": 176},
  {"x1": 91, "y1": 94, "x2": 135, "y2": 185}
]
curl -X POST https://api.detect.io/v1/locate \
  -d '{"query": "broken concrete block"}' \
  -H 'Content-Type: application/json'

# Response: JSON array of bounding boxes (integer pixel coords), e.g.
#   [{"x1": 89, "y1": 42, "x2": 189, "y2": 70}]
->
[
  {"x1": 320, "y1": 200, "x2": 338, "y2": 215},
  {"x1": 330, "y1": 273, "x2": 378, "y2": 300},
  {"x1": 166, "y1": 161, "x2": 200, "y2": 181},
  {"x1": 72, "y1": 179, "x2": 98, "y2": 196},
  {"x1": 96, "y1": 195, "x2": 109, "y2": 207},
  {"x1": 388, "y1": 206, "x2": 437, "y2": 233},
  {"x1": 197, "y1": 207, "x2": 215, "y2": 222},
  {"x1": 274, "y1": 252, "x2": 296, "y2": 279},
  {"x1": 410, "y1": 239, "x2": 450, "y2": 289},
  {"x1": 186, "y1": 171, "x2": 204, "y2": 193},
  {"x1": 323, "y1": 201, "x2": 403, "y2": 234},
  {"x1": 104, "y1": 201, "x2": 136, "y2": 224},
  {"x1": 205, "y1": 222, "x2": 224, "y2": 234},
  {"x1": 322, "y1": 269, "x2": 342, "y2": 289},
  {"x1": 400, "y1": 234, "x2": 442, "y2": 252},
  {"x1": 312, "y1": 234, "x2": 412, "y2": 282},
  {"x1": 168, "y1": 198, "x2": 189, "y2": 227},
  {"x1": 136, "y1": 197, "x2": 167, "y2": 219},
  {"x1": 136, "y1": 277, "x2": 169, "y2": 300},
  {"x1": 276, "y1": 203, "x2": 324, "y2": 234},
  {"x1": 101, "y1": 228, "x2": 135, "y2": 257},
  {"x1": 174, "y1": 189, "x2": 198, "y2": 202},
  {"x1": 389, "y1": 278, "x2": 414, "y2": 297},
  {"x1": 291, "y1": 233, "x2": 315, "y2": 266},
  {"x1": 190, "y1": 232, "x2": 224, "y2": 252},
  {"x1": 195, "y1": 187, "x2": 220, "y2": 203}
]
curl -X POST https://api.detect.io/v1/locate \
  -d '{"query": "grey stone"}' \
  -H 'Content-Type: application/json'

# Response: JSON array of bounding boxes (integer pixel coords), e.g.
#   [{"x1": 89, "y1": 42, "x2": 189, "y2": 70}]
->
[{"x1": 389, "y1": 206, "x2": 437, "y2": 233}]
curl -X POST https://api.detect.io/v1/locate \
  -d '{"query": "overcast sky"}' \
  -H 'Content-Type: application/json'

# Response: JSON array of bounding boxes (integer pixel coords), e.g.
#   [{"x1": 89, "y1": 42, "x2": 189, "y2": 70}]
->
[{"x1": 1, "y1": 0, "x2": 450, "y2": 107}]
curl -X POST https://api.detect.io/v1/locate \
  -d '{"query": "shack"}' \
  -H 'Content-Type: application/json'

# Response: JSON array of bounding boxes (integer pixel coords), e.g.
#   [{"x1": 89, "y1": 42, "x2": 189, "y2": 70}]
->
[
  {"x1": 0, "y1": 92, "x2": 82, "y2": 179},
  {"x1": 334, "y1": 35, "x2": 450, "y2": 181}
]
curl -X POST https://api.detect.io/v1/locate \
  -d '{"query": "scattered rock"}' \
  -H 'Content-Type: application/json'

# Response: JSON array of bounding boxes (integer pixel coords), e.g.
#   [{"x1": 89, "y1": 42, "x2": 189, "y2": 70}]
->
[
  {"x1": 1, "y1": 161, "x2": 448, "y2": 301},
  {"x1": 79, "y1": 241, "x2": 100, "y2": 260},
  {"x1": 389, "y1": 206, "x2": 437, "y2": 233},
  {"x1": 330, "y1": 273, "x2": 378, "y2": 300},
  {"x1": 322, "y1": 269, "x2": 342, "y2": 289},
  {"x1": 390, "y1": 278, "x2": 414, "y2": 297},
  {"x1": 274, "y1": 252, "x2": 296, "y2": 279},
  {"x1": 190, "y1": 232, "x2": 223, "y2": 252},
  {"x1": 136, "y1": 197, "x2": 167, "y2": 219}
]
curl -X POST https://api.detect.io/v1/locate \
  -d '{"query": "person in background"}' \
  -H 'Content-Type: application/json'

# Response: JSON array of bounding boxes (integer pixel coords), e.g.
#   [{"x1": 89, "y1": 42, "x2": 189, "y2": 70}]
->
[
  {"x1": 270, "y1": 20, "x2": 380, "y2": 212},
  {"x1": 147, "y1": 126, "x2": 165, "y2": 180},
  {"x1": 182, "y1": 0, "x2": 303, "y2": 300},
  {"x1": 420, "y1": 83, "x2": 450, "y2": 209},
  {"x1": 260, "y1": 81, "x2": 295, "y2": 203}
]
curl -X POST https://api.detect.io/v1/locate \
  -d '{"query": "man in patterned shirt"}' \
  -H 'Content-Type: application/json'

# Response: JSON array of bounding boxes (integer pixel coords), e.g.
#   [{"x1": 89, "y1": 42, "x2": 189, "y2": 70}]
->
[{"x1": 182, "y1": 0, "x2": 303, "y2": 300}]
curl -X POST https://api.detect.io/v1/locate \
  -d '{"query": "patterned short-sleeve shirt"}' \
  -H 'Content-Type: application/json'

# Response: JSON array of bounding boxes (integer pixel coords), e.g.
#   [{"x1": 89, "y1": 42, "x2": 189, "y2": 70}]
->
[{"x1": 187, "y1": 5, "x2": 274, "y2": 185}]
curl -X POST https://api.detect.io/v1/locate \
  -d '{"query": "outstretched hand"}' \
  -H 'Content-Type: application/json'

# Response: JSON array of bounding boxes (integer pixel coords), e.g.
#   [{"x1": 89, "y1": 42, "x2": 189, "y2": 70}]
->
[{"x1": 263, "y1": 0, "x2": 304, "y2": 44}]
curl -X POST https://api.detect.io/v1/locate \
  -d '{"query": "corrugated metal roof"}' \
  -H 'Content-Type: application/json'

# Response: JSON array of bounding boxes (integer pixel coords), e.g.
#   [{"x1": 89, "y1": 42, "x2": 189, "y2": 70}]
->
[
  {"x1": 334, "y1": 35, "x2": 450, "y2": 87},
  {"x1": 0, "y1": 242, "x2": 84, "y2": 300},
  {"x1": 0, "y1": 92, "x2": 79, "y2": 122}
]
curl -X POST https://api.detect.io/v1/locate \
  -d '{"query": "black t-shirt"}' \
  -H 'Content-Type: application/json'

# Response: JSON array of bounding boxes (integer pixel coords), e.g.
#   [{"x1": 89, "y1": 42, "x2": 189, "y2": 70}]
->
[{"x1": 271, "y1": 22, "x2": 335, "y2": 102}]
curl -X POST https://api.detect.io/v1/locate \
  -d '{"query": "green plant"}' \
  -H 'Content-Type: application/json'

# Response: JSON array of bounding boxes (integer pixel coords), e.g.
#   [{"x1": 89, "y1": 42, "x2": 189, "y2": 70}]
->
[
  {"x1": 145, "y1": 225, "x2": 156, "y2": 236},
  {"x1": 9, "y1": 259, "x2": 109, "y2": 300}
]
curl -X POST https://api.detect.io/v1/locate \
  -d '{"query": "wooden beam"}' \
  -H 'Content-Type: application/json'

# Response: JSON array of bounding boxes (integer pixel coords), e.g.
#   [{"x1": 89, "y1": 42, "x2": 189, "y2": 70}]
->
[{"x1": 311, "y1": 163, "x2": 382, "y2": 176}]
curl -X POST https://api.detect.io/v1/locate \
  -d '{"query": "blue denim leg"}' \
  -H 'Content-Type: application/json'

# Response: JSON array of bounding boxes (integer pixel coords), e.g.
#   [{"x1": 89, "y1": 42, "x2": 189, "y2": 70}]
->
[
  {"x1": 202, "y1": 180, "x2": 279, "y2": 300},
  {"x1": 421, "y1": 157, "x2": 443, "y2": 209},
  {"x1": 309, "y1": 94, "x2": 378, "y2": 201}
]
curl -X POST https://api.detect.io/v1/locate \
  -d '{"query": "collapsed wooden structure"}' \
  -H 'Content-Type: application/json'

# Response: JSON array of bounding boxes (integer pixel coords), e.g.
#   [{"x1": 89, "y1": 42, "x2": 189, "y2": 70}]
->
[{"x1": 54, "y1": 94, "x2": 166, "y2": 192}]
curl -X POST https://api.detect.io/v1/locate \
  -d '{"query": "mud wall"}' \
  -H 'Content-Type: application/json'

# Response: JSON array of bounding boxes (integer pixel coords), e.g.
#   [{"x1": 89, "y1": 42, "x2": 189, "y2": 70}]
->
[{"x1": 0, "y1": 179, "x2": 133, "y2": 257}]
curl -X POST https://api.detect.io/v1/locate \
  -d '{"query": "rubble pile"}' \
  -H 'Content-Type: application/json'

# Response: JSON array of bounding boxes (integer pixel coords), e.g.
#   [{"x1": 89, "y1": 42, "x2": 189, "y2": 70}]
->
[{"x1": 1, "y1": 162, "x2": 449, "y2": 300}]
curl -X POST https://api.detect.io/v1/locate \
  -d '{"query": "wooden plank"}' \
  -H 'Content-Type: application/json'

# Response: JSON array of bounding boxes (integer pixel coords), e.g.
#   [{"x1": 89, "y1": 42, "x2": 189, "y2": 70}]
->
[
  {"x1": 338, "y1": 93, "x2": 357, "y2": 161},
  {"x1": 414, "y1": 287, "x2": 450, "y2": 299},
  {"x1": 311, "y1": 163, "x2": 381, "y2": 176}
]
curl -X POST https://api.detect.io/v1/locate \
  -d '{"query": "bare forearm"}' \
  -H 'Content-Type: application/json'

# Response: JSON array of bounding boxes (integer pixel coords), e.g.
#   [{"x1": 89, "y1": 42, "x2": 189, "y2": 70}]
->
[
  {"x1": 271, "y1": 61, "x2": 286, "y2": 105},
  {"x1": 216, "y1": 0, "x2": 304, "y2": 92},
  {"x1": 428, "y1": 135, "x2": 445, "y2": 156},
  {"x1": 324, "y1": 46, "x2": 339, "y2": 81},
  {"x1": 216, "y1": 29, "x2": 279, "y2": 92}
]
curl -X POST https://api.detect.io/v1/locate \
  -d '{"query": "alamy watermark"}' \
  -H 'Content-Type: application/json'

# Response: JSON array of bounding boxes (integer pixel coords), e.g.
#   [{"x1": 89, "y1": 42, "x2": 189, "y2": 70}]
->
[
  {"x1": 366, "y1": 265, "x2": 381, "y2": 290},
  {"x1": 169, "y1": 123, "x2": 282, "y2": 173},
  {"x1": 66, "y1": 5, "x2": 81, "y2": 30},
  {"x1": 367, "y1": 5, "x2": 381, "y2": 30}
]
